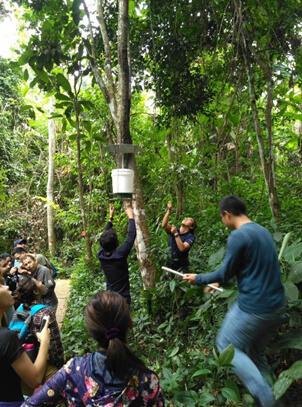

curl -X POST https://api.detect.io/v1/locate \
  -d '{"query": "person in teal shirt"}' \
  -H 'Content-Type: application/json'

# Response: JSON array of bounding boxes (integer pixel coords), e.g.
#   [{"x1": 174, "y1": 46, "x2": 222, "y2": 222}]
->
[{"x1": 183, "y1": 195, "x2": 285, "y2": 407}]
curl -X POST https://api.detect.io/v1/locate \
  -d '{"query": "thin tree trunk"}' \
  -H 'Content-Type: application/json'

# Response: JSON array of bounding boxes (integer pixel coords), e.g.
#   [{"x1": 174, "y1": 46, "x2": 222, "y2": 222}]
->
[
  {"x1": 74, "y1": 75, "x2": 93, "y2": 261},
  {"x1": 47, "y1": 98, "x2": 56, "y2": 255},
  {"x1": 245, "y1": 63, "x2": 281, "y2": 220},
  {"x1": 84, "y1": 0, "x2": 157, "y2": 286}
]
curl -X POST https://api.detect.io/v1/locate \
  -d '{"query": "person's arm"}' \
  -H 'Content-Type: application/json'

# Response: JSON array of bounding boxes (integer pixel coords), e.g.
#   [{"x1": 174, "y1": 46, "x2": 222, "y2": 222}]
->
[
  {"x1": 171, "y1": 225, "x2": 191, "y2": 252},
  {"x1": 12, "y1": 316, "x2": 50, "y2": 389},
  {"x1": 183, "y1": 233, "x2": 243, "y2": 286},
  {"x1": 162, "y1": 201, "x2": 172, "y2": 233},
  {"x1": 104, "y1": 204, "x2": 115, "y2": 231},
  {"x1": 38, "y1": 267, "x2": 55, "y2": 295},
  {"x1": 21, "y1": 365, "x2": 69, "y2": 407},
  {"x1": 118, "y1": 206, "x2": 136, "y2": 256}
]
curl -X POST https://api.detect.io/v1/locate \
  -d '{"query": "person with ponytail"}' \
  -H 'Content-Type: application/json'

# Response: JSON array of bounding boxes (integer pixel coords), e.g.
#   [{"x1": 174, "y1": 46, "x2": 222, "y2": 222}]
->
[
  {"x1": 14, "y1": 276, "x2": 64, "y2": 391},
  {"x1": 21, "y1": 290, "x2": 165, "y2": 407}
]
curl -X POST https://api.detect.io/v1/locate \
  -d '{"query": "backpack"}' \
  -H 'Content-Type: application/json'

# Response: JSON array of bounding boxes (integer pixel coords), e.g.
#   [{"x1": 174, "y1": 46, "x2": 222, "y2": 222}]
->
[
  {"x1": 49, "y1": 261, "x2": 58, "y2": 278},
  {"x1": 8, "y1": 304, "x2": 49, "y2": 349},
  {"x1": 44, "y1": 257, "x2": 58, "y2": 278}
]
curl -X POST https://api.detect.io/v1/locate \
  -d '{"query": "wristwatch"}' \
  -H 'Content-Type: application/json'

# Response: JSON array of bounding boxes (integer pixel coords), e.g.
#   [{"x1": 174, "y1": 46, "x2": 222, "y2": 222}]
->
[
  {"x1": 174, "y1": 233, "x2": 179, "y2": 237},
  {"x1": 109, "y1": 217, "x2": 114, "y2": 221}
]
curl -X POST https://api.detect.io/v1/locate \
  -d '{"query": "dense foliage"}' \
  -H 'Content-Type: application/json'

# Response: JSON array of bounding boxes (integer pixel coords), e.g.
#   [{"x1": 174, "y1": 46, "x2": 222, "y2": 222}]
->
[{"x1": 0, "y1": 0, "x2": 301, "y2": 405}]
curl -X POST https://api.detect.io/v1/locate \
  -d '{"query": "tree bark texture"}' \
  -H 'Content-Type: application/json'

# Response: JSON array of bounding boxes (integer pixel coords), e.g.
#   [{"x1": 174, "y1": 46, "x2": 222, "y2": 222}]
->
[
  {"x1": 74, "y1": 76, "x2": 93, "y2": 261},
  {"x1": 85, "y1": 0, "x2": 157, "y2": 287},
  {"x1": 245, "y1": 63, "x2": 281, "y2": 220},
  {"x1": 47, "y1": 98, "x2": 56, "y2": 255}
]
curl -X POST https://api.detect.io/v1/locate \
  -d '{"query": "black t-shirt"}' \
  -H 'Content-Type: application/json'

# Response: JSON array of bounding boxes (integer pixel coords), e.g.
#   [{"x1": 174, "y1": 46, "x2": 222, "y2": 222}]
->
[
  {"x1": 167, "y1": 228, "x2": 195, "y2": 270},
  {"x1": 0, "y1": 328, "x2": 25, "y2": 401},
  {"x1": 97, "y1": 220, "x2": 136, "y2": 305}
]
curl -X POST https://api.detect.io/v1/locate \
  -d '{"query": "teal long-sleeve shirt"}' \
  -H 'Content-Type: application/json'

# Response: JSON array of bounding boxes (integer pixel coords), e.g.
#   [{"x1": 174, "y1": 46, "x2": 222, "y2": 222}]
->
[{"x1": 195, "y1": 222, "x2": 285, "y2": 314}]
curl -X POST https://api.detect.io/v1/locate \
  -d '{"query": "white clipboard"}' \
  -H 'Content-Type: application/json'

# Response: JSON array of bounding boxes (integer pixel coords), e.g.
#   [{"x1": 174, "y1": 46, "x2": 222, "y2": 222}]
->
[{"x1": 161, "y1": 266, "x2": 223, "y2": 292}]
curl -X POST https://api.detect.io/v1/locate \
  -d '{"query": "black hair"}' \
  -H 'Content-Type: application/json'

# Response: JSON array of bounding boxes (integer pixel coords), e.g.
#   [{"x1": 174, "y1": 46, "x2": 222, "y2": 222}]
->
[
  {"x1": 85, "y1": 291, "x2": 152, "y2": 381},
  {"x1": 190, "y1": 219, "x2": 197, "y2": 233},
  {"x1": 0, "y1": 254, "x2": 9, "y2": 262},
  {"x1": 0, "y1": 253, "x2": 11, "y2": 260},
  {"x1": 100, "y1": 229, "x2": 119, "y2": 252},
  {"x1": 14, "y1": 276, "x2": 37, "y2": 308},
  {"x1": 12, "y1": 247, "x2": 27, "y2": 257},
  {"x1": 219, "y1": 195, "x2": 247, "y2": 216},
  {"x1": 23, "y1": 254, "x2": 35, "y2": 262}
]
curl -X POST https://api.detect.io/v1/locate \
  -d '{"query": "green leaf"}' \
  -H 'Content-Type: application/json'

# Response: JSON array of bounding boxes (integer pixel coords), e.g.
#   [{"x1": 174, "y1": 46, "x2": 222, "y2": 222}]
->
[
  {"x1": 37, "y1": 70, "x2": 49, "y2": 83},
  {"x1": 18, "y1": 50, "x2": 36, "y2": 66},
  {"x1": 287, "y1": 261, "x2": 302, "y2": 284},
  {"x1": 55, "y1": 92, "x2": 71, "y2": 101},
  {"x1": 208, "y1": 246, "x2": 225, "y2": 267},
  {"x1": 273, "y1": 231, "x2": 283, "y2": 243},
  {"x1": 191, "y1": 369, "x2": 211, "y2": 378},
  {"x1": 168, "y1": 346, "x2": 179, "y2": 357},
  {"x1": 198, "y1": 392, "x2": 216, "y2": 405},
  {"x1": 283, "y1": 242, "x2": 302, "y2": 262},
  {"x1": 278, "y1": 232, "x2": 291, "y2": 260},
  {"x1": 57, "y1": 73, "x2": 72, "y2": 94},
  {"x1": 274, "y1": 361, "x2": 302, "y2": 400},
  {"x1": 217, "y1": 343, "x2": 234, "y2": 366},
  {"x1": 174, "y1": 390, "x2": 197, "y2": 406},
  {"x1": 221, "y1": 387, "x2": 240, "y2": 402},
  {"x1": 169, "y1": 279, "x2": 176, "y2": 293},
  {"x1": 23, "y1": 69, "x2": 29, "y2": 81},
  {"x1": 284, "y1": 281, "x2": 299, "y2": 302}
]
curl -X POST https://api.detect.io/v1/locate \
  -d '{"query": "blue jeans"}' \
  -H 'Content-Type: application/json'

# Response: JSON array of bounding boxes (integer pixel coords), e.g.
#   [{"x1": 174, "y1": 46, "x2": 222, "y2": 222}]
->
[{"x1": 216, "y1": 302, "x2": 285, "y2": 407}]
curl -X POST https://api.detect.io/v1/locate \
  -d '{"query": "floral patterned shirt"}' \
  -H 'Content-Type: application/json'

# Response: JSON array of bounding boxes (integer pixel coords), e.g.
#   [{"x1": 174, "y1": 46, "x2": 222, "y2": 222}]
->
[{"x1": 21, "y1": 352, "x2": 165, "y2": 407}]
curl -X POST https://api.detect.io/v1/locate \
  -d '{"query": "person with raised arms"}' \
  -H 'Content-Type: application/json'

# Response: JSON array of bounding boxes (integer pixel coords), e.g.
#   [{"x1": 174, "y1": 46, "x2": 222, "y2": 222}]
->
[{"x1": 162, "y1": 200, "x2": 196, "y2": 271}]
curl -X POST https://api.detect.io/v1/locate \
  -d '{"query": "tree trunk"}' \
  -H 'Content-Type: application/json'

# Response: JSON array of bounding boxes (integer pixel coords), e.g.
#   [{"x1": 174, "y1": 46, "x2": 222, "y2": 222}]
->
[
  {"x1": 245, "y1": 64, "x2": 281, "y2": 220},
  {"x1": 74, "y1": 75, "x2": 93, "y2": 261},
  {"x1": 84, "y1": 0, "x2": 157, "y2": 286},
  {"x1": 167, "y1": 124, "x2": 184, "y2": 217},
  {"x1": 47, "y1": 98, "x2": 56, "y2": 255}
]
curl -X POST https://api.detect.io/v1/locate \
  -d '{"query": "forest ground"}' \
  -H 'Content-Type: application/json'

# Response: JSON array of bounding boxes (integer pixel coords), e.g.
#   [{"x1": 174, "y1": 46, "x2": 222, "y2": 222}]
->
[{"x1": 55, "y1": 279, "x2": 71, "y2": 330}]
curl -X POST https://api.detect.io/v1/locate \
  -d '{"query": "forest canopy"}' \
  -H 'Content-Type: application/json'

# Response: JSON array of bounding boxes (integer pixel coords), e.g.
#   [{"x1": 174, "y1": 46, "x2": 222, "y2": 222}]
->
[{"x1": 0, "y1": 0, "x2": 301, "y2": 405}]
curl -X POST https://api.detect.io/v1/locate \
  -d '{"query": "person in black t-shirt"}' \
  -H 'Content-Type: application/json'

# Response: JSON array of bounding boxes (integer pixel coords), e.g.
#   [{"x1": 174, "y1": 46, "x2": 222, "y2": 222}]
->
[
  {"x1": 162, "y1": 201, "x2": 196, "y2": 271},
  {"x1": 0, "y1": 284, "x2": 50, "y2": 402},
  {"x1": 97, "y1": 205, "x2": 136, "y2": 306}
]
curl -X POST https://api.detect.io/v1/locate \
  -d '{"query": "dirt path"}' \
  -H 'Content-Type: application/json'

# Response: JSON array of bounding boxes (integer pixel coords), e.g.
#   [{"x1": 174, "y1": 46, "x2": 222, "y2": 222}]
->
[{"x1": 55, "y1": 279, "x2": 71, "y2": 330}]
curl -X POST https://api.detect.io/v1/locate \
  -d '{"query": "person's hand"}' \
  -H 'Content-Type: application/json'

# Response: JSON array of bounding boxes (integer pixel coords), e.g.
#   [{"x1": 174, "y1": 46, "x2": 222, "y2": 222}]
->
[
  {"x1": 19, "y1": 267, "x2": 31, "y2": 276},
  {"x1": 109, "y1": 204, "x2": 115, "y2": 218},
  {"x1": 171, "y1": 225, "x2": 178, "y2": 235},
  {"x1": 183, "y1": 274, "x2": 197, "y2": 285},
  {"x1": 204, "y1": 282, "x2": 220, "y2": 294},
  {"x1": 167, "y1": 201, "x2": 172, "y2": 210},
  {"x1": 125, "y1": 205, "x2": 134, "y2": 219},
  {"x1": 36, "y1": 316, "x2": 50, "y2": 345}
]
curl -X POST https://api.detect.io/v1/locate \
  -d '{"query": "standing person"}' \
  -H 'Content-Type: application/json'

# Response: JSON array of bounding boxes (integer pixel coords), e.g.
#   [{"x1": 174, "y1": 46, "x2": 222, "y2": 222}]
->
[
  {"x1": 162, "y1": 201, "x2": 196, "y2": 271},
  {"x1": 97, "y1": 204, "x2": 136, "y2": 306},
  {"x1": 21, "y1": 255, "x2": 58, "y2": 311},
  {"x1": 183, "y1": 195, "x2": 285, "y2": 407},
  {"x1": 0, "y1": 284, "x2": 50, "y2": 404},
  {"x1": 20, "y1": 290, "x2": 165, "y2": 407}
]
